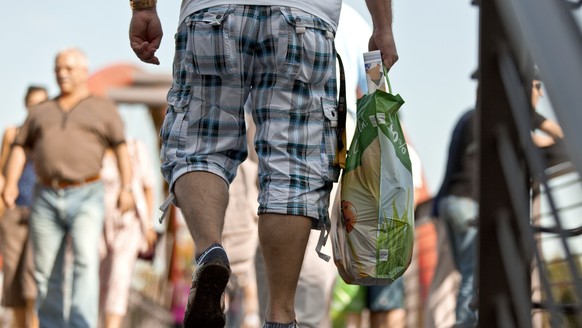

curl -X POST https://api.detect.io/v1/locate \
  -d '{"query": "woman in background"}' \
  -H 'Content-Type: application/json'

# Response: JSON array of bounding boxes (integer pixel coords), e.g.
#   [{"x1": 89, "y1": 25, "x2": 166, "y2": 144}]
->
[{"x1": 99, "y1": 138, "x2": 158, "y2": 328}]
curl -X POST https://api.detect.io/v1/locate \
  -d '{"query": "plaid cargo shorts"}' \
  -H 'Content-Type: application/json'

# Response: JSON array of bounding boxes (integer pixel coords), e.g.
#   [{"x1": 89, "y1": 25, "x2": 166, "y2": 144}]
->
[{"x1": 160, "y1": 5, "x2": 340, "y2": 224}]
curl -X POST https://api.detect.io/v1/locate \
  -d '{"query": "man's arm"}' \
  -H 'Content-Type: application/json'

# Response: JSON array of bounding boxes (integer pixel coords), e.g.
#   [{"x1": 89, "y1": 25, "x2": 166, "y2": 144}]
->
[
  {"x1": 0, "y1": 128, "x2": 16, "y2": 199},
  {"x1": 531, "y1": 133, "x2": 556, "y2": 147},
  {"x1": 2, "y1": 145, "x2": 27, "y2": 209},
  {"x1": 539, "y1": 119, "x2": 564, "y2": 140},
  {"x1": 113, "y1": 142, "x2": 135, "y2": 212},
  {"x1": 0, "y1": 127, "x2": 17, "y2": 173},
  {"x1": 531, "y1": 110, "x2": 564, "y2": 142},
  {"x1": 365, "y1": 0, "x2": 398, "y2": 71},
  {"x1": 129, "y1": 5, "x2": 163, "y2": 65},
  {"x1": 142, "y1": 184, "x2": 158, "y2": 248}
]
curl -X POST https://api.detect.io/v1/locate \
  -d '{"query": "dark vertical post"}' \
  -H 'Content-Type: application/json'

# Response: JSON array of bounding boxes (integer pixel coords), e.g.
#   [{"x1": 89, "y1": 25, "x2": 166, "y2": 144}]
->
[{"x1": 477, "y1": 1, "x2": 531, "y2": 326}]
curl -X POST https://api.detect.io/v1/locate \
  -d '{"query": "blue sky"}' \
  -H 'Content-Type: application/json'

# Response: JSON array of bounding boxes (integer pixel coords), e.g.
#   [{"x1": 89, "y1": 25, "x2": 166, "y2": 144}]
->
[{"x1": 0, "y1": 0, "x2": 482, "y2": 196}]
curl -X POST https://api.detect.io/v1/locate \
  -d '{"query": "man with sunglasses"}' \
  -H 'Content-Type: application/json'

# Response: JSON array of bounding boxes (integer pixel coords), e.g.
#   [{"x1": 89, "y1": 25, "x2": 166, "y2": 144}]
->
[{"x1": 530, "y1": 77, "x2": 564, "y2": 147}]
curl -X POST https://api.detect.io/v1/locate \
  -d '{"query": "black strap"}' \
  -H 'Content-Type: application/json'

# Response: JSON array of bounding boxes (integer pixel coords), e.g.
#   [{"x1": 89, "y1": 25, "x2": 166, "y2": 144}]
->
[
  {"x1": 336, "y1": 54, "x2": 347, "y2": 153},
  {"x1": 316, "y1": 54, "x2": 347, "y2": 262}
]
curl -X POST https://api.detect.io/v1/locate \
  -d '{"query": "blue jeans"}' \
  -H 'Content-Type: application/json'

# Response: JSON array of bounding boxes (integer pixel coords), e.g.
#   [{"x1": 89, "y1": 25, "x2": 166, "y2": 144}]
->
[
  {"x1": 29, "y1": 182, "x2": 104, "y2": 328},
  {"x1": 438, "y1": 195, "x2": 478, "y2": 325}
]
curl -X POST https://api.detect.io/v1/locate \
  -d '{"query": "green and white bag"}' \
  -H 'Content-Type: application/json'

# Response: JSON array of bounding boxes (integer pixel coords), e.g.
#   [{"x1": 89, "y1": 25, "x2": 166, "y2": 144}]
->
[{"x1": 331, "y1": 59, "x2": 414, "y2": 285}]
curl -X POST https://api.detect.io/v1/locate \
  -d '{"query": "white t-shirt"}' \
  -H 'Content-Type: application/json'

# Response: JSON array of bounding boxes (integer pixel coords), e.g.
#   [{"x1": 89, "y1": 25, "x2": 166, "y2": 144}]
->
[
  {"x1": 335, "y1": 4, "x2": 372, "y2": 116},
  {"x1": 334, "y1": 4, "x2": 372, "y2": 146},
  {"x1": 179, "y1": 0, "x2": 342, "y2": 31}
]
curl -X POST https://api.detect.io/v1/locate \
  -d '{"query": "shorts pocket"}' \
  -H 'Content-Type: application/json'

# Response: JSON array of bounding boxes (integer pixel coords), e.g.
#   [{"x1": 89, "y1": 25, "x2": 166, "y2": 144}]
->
[
  {"x1": 278, "y1": 7, "x2": 335, "y2": 84},
  {"x1": 186, "y1": 5, "x2": 238, "y2": 76},
  {"x1": 168, "y1": 20, "x2": 195, "y2": 109},
  {"x1": 166, "y1": 83, "x2": 192, "y2": 110},
  {"x1": 320, "y1": 98, "x2": 341, "y2": 182},
  {"x1": 160, "y1": 105, "x2": 188, "y2": 159}
]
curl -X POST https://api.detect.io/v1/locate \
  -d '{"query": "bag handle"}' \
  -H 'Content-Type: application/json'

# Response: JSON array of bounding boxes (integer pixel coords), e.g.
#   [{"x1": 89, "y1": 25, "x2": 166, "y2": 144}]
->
[
  {"x1": 315, "y1": 53, "x2": 346, "y2": 262},
  {"x1": 383, "y1": 65, "x2": 393, "y2": 94}
]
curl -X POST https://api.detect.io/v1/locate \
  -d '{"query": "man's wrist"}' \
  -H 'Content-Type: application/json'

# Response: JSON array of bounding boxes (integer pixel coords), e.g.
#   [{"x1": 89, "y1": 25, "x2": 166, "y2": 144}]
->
[{"x1": 130, "y1": 0, "x2": 156, "y2": 11}]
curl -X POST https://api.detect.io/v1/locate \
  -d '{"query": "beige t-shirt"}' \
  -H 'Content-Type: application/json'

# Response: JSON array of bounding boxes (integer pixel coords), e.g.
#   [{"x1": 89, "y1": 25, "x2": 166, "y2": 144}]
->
[{"x1": 15, "y1": 96, "x2": 126, "y2": 182}]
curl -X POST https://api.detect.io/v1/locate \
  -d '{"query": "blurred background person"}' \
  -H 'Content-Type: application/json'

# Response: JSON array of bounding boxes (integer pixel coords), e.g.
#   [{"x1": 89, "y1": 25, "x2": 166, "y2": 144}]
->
[
  {"x1": 221, "y1": 111, "x2": 261, "y2": 328},
  {"x1": 432, "y1": 102, "x2": 478, "y2": 327},
  {"x1": 2, "y1": 48, "x2": 134, "y2": 328},
  {"x1": 98, "y1": 138, "x2": 157, "y2": 328},
  {"x1": 529, "y1": 72, "x2": 564, "y2": 149},
  {"x1": 0, "y1": 85, "x2": 48, "y2": 328},
  {"x1": 425, "y1": 70, "x2": 480, "y2": 328},
  {"x1": 527, "y1": 67, "x2": 577, "y2": 328},
  {"x1": 222, "y1": 159, "x2": 261, "y2": 328}
]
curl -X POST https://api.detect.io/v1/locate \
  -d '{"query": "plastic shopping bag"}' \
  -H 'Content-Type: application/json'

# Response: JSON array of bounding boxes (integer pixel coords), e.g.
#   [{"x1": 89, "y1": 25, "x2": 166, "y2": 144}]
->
[{"x1": 331, "y1": 52, "x2": 414, "y2": 285}]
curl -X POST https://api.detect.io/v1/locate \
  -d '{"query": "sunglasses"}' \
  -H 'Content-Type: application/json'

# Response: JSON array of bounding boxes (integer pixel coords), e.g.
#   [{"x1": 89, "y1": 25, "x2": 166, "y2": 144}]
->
[{"x1": 534, "y1": 82, "x2": 542, "y2": 91}]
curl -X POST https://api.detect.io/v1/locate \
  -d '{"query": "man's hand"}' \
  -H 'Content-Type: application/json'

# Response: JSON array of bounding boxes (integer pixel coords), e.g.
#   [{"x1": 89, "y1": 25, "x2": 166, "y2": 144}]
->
[
  {"x1": 129, "y1": 8, "x2": 163, "y2": 65},
  {"x1": 2, "y1": 183, "x2": 19, "y2": 210},
  {"x1": 145, "y1": 228, "x2": 158, "y2": 249},
  {"x1": 0, "y1": 175, "x2": 5, "y2": 217},
  {"x1": 365, "y1": 0, "x2": 398, "y2": 71},
  {"x1": 369, "y1": 28, "x2": 398, "y2": 72},
  {"x1": 0, "y1": 175, "x2": 5, "y2": 193},
  {"x1": 117, "y1": 189, "x2": 135, "y2": 213}
]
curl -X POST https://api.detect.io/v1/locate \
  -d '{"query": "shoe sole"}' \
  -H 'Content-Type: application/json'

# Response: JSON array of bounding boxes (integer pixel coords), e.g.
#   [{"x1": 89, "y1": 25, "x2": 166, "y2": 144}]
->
[{"x1": 183, "y1": 259, "x2": 231, "y2": 327}]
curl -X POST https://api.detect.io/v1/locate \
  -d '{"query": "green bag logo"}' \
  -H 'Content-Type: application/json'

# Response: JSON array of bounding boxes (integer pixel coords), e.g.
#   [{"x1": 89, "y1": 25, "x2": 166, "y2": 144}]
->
[{"x1": 388, "y1": 122, "x2": 406, "y2": 155}]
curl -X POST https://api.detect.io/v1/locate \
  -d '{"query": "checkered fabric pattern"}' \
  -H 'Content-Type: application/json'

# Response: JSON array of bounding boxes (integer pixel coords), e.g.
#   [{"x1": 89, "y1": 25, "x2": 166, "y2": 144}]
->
[{"x1": 160, "y1": 5, "x2": 340, "y2": 224}]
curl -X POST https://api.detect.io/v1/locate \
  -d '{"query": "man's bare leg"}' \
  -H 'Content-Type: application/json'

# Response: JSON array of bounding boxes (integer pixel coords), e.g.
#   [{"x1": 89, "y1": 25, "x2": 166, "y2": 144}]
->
[
  {"x1": 259, "y1": 214, "x2": 312, "y2": 324},
  {"x1": 174, "y1": 172, "x2": 229, "y2": 257},
  {"x1": 174, "y1": 171, "x2": 231, "y2": 327}
]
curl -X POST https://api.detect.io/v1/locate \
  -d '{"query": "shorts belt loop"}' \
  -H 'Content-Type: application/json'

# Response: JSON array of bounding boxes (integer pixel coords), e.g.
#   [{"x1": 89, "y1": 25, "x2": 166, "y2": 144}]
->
[{"x1": 295, "y1": 19, "x2": 306, "y2": 34}]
